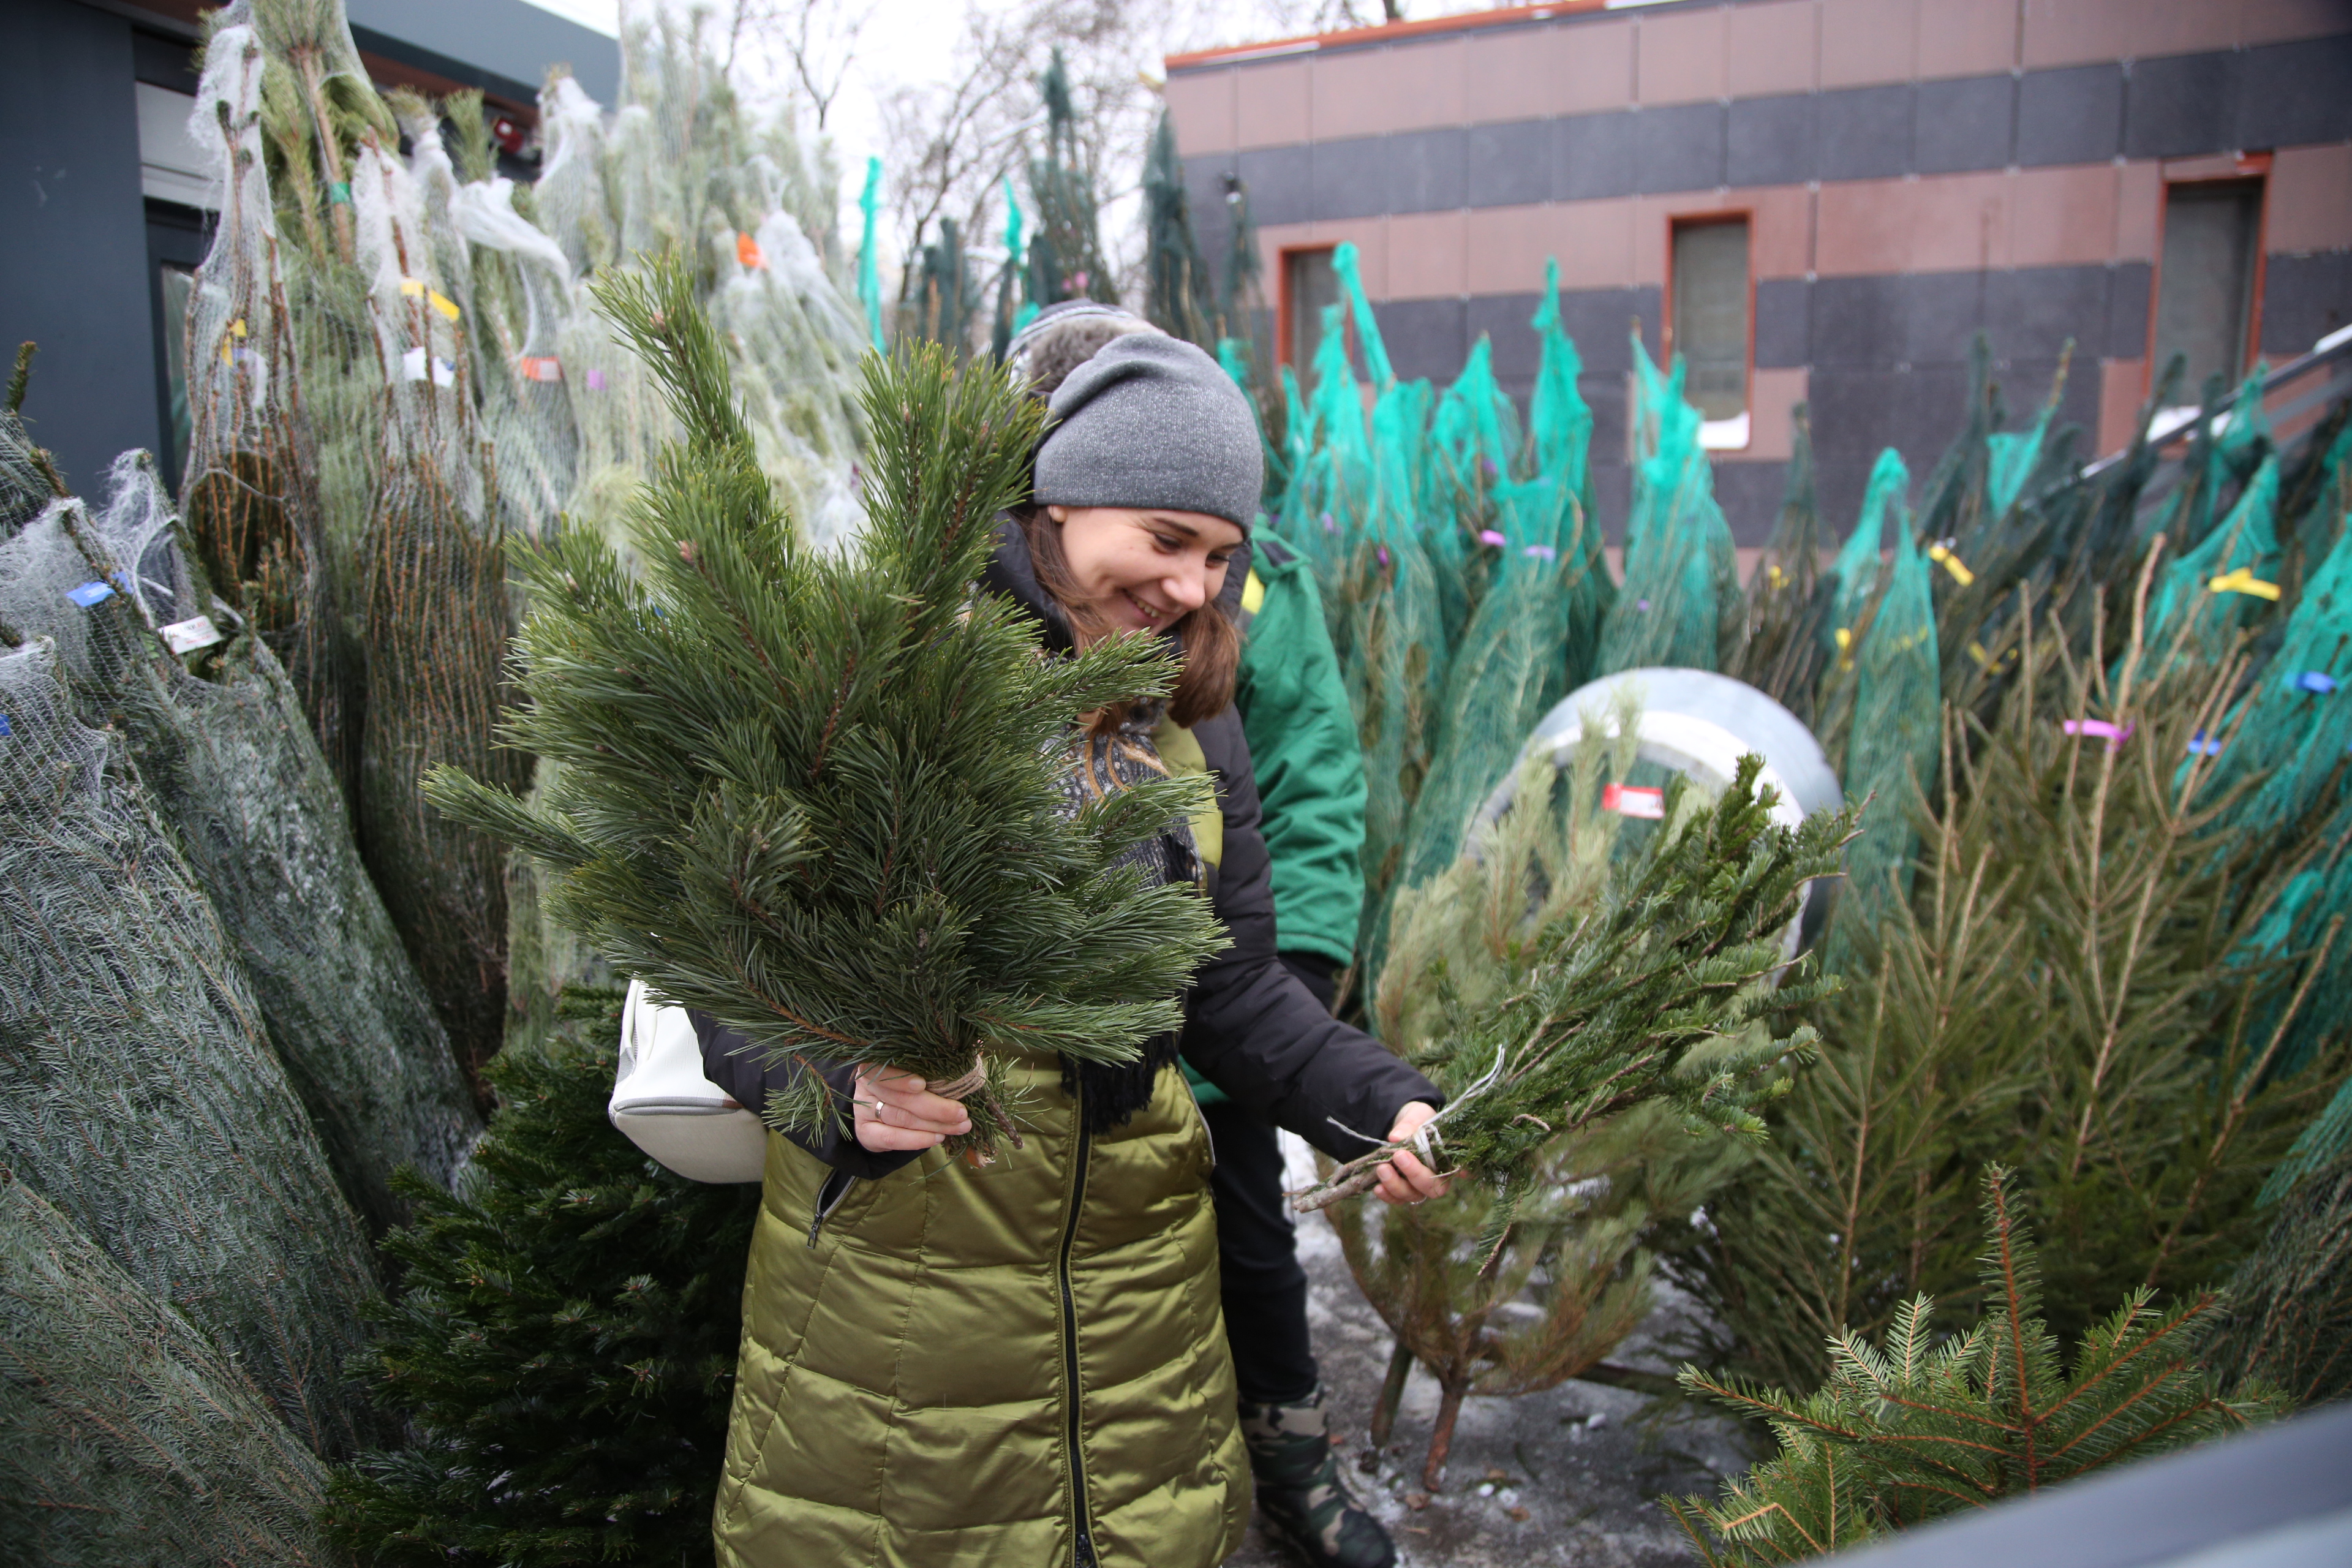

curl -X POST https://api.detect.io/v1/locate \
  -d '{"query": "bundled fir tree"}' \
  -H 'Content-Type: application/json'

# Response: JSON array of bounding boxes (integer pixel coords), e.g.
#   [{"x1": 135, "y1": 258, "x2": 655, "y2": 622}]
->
[
  {"x1": 1, "y1": 1171, "x2": 334, "y2": 1567},
  {"x1": 1664, "y1": 1168, "x2": 2281, "y2": 1566},
  {"x1": 325, "y1": 987, "x2": 759, "y2": 1564},
  {"x1": 2203, "y1": 1139, "x2": 2352, "y2": 1406},
  {"x1": 1022, "y1": 49, "x2": 1117, "y2": 311},
  {"x1": 425, "y1": 259, "x2": 1222, "y2": 1151},
  {"x1": 1295, "y1": 715, "x2": 1851, "y2": 1213},
  {"x1": 1318, "y1": 702, "x2": 1845, "y2": 1485},
  {"x1": 1142, "y1": 108, "x2": 1219, "y2": 347}
]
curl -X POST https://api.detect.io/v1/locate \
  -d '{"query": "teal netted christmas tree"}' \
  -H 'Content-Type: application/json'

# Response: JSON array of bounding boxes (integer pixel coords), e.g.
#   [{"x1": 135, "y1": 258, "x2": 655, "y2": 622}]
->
[
  {"x1": 1833, "y1": 497, "x2": 1940, "y2": 957},
  {"x1": 1596, "y1": 336, "x2": 1738, "y2": 674}
]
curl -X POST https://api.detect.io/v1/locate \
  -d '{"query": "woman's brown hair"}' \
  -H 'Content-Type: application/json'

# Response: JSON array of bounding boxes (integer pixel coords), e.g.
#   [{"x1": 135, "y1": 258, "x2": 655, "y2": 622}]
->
[{"x1": 1016, "y1": 505, "x2": 1240, "y2": 728}]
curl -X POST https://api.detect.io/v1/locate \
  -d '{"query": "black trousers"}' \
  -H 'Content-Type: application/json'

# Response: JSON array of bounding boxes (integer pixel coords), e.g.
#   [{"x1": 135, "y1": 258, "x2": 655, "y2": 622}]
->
[{"x1": 1201, "y1": 952, "x2": 1336, "y2": 1408}]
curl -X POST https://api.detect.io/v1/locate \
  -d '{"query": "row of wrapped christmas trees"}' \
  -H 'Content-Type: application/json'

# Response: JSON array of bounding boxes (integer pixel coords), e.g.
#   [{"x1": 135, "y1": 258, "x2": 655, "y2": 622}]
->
[
  {"x1": 1234, "y1": 247, "x2": 2352, "y2": 1545},
  {"x1": 0, "y1": 0, "x2": 872, "y2": 1558},
  {"x1": 1, "y1": 0, "x2": 2346, "y2": 1559}
]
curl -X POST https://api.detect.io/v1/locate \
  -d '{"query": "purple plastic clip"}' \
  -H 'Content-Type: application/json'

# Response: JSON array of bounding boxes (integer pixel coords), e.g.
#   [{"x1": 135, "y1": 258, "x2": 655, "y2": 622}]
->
[
  {"x1": 1478, "y1": 529, "x2": 1506, "y2": 547},
  {"x1": 1523, "y1": 545, "x2": 1557, "y2": 561},
  {"x1": 1376, "y1": 546, "x2": 1391, "y2": 568},
  {"x1": 2062, "y1": 718, "x2": 2135, "y2": 750},
  {"x1": 586, "y1": 369, "x2": 608, "y2": 390},
  {"x1": 2294, "y1": 671, "x2": 2338, "y2": 695},
  {"x1": 1321, "y1": 512, "x2": 1336, "y2": 534},
  {"x1": 66, "y1": 580, "x2": 115, "y2": 608}
]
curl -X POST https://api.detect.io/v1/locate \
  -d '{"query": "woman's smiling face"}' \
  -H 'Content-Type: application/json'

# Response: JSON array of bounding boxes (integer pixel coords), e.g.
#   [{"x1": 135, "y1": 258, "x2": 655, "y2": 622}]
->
[{"x1": 1047, "y1": 504, "x2": 1246, "y2": 641}]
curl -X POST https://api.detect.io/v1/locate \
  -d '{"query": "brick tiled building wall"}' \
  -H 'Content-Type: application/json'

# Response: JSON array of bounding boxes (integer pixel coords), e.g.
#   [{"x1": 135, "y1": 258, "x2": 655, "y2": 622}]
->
[{"x1": 1166, "y1": 0, "x2": 2352, "y2": 541}]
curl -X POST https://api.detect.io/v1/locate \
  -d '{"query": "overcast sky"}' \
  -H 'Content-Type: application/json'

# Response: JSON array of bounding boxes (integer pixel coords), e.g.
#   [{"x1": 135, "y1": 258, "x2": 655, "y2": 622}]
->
[{"x1": 511, "y1": 0, "x2": 1410, "y2": 279}]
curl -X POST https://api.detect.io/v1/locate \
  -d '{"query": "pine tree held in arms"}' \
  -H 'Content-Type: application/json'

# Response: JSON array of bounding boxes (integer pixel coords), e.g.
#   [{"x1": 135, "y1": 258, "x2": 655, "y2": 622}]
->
[
  {"x1": 1662, "y1": 1167, "x2": 2283, "y2": 1566},
  {"x1": 424, "y1": 259, "x2": 1223, "y2": 1153}
]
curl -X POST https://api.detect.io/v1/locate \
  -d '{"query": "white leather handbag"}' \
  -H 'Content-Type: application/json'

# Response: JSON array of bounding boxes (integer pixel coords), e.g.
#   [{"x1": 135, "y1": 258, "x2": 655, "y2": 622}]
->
[{"x1": 611, "y1": 978, "x2": 770, "y2": 1184}]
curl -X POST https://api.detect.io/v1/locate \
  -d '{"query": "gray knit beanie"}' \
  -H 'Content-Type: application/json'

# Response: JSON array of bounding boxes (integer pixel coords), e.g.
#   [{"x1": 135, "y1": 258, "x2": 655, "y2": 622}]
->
[{"x1": 1033, "y1": 334, "x2": 1263, "y2": 534}]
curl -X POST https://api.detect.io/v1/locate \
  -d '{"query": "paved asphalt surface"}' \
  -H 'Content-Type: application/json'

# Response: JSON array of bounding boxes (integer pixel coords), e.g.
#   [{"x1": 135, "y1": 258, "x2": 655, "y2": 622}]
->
[{"x1": 1219, "y1": 1136, "x2": 1753, "y2": 1568}]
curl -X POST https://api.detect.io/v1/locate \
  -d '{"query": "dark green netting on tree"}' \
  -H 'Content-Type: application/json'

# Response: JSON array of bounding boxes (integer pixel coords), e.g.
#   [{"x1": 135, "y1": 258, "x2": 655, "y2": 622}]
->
[
  {"x1": 1265, "y1": 244, "x2": 1622, "y2": 1008},
  {"x1": 2209, "y1": 1136, "x2": 2352, "y2": 1405},
  {"x1": 0, "y1": 1172, "x2": 333, "y2": 1566},
  {"x1": 1724, "y1": 405, "x2": 1832, "y2": 722},
  {"x1": 326, "y1": 989, "x2": 758, "y2": 1566},
  {"x1": 2212, "y1": 507, "x2": 2352, "y2": 1197},
  {"x1": 0, "y1": 638, "x2": 379, "y2": 1455}
]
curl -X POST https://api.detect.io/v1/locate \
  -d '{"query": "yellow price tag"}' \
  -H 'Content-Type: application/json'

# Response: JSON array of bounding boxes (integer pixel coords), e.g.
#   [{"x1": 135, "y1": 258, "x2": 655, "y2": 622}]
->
[
  {"x1": 399, "y1": 278, "x2": 462, "y2": 320},
  {"x1": 2207, "y1": 567, "x2": 2281, "y2": 601},
  {"x1": 1927, "y1": 541, "x2": 1975, "y2": 586}
]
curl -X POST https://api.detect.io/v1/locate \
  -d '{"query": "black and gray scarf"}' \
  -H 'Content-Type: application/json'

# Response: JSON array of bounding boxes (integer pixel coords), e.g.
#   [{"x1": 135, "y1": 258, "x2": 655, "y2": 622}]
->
[{"x1": 982, "y1": 520, "x2": 1207, "y2": 1128}]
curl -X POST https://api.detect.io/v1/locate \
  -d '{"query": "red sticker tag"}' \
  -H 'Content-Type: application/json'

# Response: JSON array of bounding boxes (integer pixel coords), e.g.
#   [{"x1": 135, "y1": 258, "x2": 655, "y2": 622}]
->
[
  {"x1": 1603, "y1": 783, "x2": 1665, "y2": 819},
  {"x1": 517, "y1": 355, "x2": 563, "y2": 383}
]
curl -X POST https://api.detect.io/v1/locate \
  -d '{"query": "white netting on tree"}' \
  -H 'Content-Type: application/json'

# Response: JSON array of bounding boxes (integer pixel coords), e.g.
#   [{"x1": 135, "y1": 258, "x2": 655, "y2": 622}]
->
[
  {"x1": 0, "y1": 634, "x2": 378, "y2": 1454},
  {"x1": 0, "y1": 1173, "x2": 333, "y2": 1564},
  {"x1": 178, "y1": 19, "x2": 344, "y2": 793},
  {"x1": 345, "y1": 128, "x2": 524, "y2": 1092},
  {"x1": 0, "y1": 454, "x2": 479, "y2": 1227}
]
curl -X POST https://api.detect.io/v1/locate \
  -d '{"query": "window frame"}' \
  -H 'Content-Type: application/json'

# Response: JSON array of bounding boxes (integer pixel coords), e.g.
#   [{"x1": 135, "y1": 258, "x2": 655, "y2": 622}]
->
[
  {"x1": 2144, "y1": 156, "x2": 2272, "y2": 405},
  {"x1": 1663, "y1": 209, "x2": 1757, "y2": 453},
  {"x1": 1276, "y1": 243, "x2": 1341, "y2": 375}
]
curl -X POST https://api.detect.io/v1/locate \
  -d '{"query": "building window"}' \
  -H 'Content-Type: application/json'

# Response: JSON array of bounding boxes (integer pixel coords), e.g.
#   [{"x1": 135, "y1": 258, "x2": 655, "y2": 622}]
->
[
  {"x1": 146, "y1": 201, "x2": 211, "y2": 494},
  {"x1": 1283, "y1": 246, "x2": 1340, "y2": 375},
  {"x1": 2153, "y1": 178, "x2": 2264, "y2": 404},
  {"x1": 1670, "y1": 217, "x2": 1751, "y2": 450}
]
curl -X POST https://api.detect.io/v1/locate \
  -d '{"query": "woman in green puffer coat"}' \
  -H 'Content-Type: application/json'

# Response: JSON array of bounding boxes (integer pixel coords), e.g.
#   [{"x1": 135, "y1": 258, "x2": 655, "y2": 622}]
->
[{"x1": 691, "y1": 334, "x2": 1445, "y2": 1568}]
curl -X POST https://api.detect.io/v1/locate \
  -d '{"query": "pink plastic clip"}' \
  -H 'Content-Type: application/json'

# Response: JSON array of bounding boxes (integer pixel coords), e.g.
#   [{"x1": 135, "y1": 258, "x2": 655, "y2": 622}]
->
[
  {"x1": 2062, "y1": 718, "x2": 2134, "y2": 750},
  {"x1": 1478, "y1": 529, "x2": 1507, "y2": 547}
]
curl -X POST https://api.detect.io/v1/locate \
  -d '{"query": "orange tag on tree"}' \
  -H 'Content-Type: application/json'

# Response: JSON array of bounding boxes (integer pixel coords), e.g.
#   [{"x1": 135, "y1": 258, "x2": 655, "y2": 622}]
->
[{"x1": 737, "y1": 232, "x2": 764, "y2": 270}]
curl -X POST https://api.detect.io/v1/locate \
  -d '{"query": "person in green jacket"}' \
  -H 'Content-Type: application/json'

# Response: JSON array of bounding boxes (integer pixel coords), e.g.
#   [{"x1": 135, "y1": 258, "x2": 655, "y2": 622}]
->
[
  {"x1": 1009, "y1": 306, "x2": 1389, "y2": 1568},
  {"x1": 697, "y1": 332, "x2": 1441, "y2": 1568}
]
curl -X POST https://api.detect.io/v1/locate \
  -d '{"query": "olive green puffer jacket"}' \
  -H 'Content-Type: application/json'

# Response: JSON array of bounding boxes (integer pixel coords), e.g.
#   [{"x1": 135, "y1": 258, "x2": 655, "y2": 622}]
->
[{"x1": 712, "y1": 1054, "x2": 1238, "y2": 1568}]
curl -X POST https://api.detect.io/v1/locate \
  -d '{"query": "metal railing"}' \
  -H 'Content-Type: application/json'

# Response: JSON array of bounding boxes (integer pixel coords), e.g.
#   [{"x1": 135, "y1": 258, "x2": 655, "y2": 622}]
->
[{"x1": 2087, "y1": 325, "x2": 2352, "y2": 522}]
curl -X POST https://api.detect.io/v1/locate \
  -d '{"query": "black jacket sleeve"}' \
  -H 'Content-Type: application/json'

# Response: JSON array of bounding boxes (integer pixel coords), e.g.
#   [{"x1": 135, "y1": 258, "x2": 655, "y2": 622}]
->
[
  {"x1": 1180, "y1": 707, "x2": 1442, "y2": 1159},
  {"x1": 688, "y1": 1010, "x2": 920, "y2": 1181}
]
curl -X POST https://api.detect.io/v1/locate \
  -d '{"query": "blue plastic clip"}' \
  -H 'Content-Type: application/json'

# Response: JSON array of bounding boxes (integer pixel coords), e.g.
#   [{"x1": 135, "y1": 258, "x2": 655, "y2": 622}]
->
[
  {"x1": 0, "y1": 714, "x2": 12, "y2": 737},
  {"x1": 2294, "y1": 671, "x2": 2338, "y2": 695},
  {"x1": 2187, "y1": 731, "x2": 2224, "y2": 756},
  {"x1": 66, "y1": 580, "x2": 115, "y2": 608}
]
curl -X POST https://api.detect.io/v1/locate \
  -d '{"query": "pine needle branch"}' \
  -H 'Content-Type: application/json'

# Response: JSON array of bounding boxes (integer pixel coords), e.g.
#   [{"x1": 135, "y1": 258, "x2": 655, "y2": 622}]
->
[{"x1": 426, "y1": 258, "x2": 1225, "y2": 1152}]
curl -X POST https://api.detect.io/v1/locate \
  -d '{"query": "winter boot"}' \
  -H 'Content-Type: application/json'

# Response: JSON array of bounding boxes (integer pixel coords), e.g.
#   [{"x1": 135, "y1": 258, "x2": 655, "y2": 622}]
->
[{"x1": 1239, "y1": 1385, "x2": 1397, "y2": 1568}]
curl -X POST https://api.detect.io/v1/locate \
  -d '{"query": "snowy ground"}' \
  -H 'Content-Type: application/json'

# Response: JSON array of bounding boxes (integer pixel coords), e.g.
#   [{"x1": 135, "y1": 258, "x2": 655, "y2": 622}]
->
[{"x1": 1219, "y1": 1136, "x2": 1755, "y2": 1568}]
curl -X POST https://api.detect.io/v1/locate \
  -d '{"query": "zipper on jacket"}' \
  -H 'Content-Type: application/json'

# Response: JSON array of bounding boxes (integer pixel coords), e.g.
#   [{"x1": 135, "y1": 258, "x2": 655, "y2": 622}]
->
[
  {"x1": 804, "y1": 1168, "x2": 858, "y2": 1248},
  {"x1": 1058, "y1": 1100, "x2": 1097, "y2": 1567}
]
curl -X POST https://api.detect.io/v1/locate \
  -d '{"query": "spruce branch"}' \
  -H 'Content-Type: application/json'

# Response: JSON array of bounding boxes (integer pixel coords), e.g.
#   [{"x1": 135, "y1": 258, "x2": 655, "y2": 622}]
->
[
  {"x1": 1665, "y1": 1167, "x2": 2285, "y2": 1567},
  {"x1": 1297, "y1": 747, "x2": 1856, "y2": 1210},
  {"x1": 426, "y1": 258, "x2": 1225, "y2": 1153}
]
